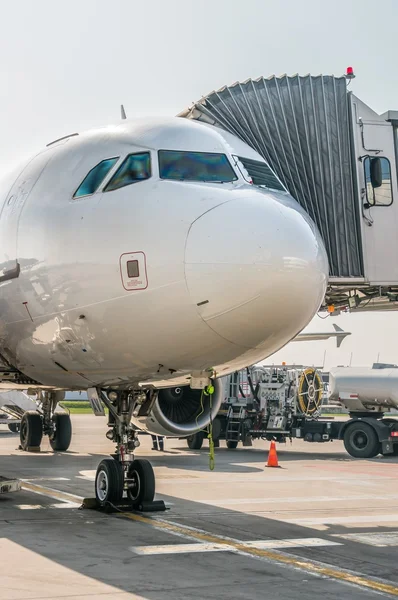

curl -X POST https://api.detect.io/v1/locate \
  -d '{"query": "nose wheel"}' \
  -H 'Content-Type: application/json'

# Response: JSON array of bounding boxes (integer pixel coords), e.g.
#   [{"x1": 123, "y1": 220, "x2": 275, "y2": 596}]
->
[
  {"x1": 94, "y1": 389, "x2": 157, "y2": 509},
  {"x1": 95, "y1": 457, "x2": 155, "y2": 508},
  {"x1": 126, "y1": 459, "x2": 155, "y2": 507},
  {"x1": 95, "y1": 458, "x2": 124, "y2": 505}
]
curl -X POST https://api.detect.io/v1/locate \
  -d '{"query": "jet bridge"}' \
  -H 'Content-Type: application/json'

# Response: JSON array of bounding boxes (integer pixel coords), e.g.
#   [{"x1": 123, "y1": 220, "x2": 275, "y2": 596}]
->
[{"x1": 180, "y1": 73, "x2": 398, "y2": 311}]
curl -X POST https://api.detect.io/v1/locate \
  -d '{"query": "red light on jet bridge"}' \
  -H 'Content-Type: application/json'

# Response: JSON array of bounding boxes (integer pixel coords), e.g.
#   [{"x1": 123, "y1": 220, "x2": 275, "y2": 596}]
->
[{"x1": 346, "y1": 66, "x2": 355, "y2": 79}]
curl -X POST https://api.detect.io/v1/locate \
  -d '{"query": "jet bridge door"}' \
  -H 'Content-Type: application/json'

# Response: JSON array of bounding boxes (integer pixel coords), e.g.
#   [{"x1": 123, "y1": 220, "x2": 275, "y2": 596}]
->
[{"x1": 351, "y1": 96, "x2": 398, "y2": 285}]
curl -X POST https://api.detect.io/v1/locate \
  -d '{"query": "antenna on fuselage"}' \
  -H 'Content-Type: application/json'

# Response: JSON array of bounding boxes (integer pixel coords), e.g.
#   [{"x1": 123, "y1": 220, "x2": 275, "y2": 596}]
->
[{"x1": 121, "y1": 104, "x2": 127, "y2": 120}]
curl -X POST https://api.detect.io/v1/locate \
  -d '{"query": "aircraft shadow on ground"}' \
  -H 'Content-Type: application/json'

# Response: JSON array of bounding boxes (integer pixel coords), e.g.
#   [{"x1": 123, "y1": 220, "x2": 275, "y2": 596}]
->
[{"x1": 1, "y1": 486, "x2": 398, "y2": 599}]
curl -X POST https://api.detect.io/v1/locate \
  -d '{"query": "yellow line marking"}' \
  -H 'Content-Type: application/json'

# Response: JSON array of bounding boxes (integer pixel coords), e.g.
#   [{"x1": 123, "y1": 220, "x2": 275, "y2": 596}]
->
[
  {"x1": 21, "y1": 481, "x2": 83, "y2": 504},
  {"x1": 120, "y1": 513, "x2": 398, "y2": 597}
]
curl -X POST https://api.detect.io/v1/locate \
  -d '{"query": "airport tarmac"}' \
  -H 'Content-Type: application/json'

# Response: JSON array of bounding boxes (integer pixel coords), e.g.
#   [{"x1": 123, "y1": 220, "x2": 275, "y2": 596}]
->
[{"x1": 1, "y1": 414, "x2": 398, "y2": 599}]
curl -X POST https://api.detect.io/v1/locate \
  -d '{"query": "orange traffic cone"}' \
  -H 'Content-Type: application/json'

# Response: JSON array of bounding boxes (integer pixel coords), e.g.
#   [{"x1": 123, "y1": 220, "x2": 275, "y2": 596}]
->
[{"x1": 266, "y1": 441, "x2": 280, "y2": 468}]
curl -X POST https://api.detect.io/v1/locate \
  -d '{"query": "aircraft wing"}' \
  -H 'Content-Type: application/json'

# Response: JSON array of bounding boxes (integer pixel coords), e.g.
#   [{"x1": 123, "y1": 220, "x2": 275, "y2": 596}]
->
[{"x1": 293, "y1": 323, "x2": 351, "y2": 348}]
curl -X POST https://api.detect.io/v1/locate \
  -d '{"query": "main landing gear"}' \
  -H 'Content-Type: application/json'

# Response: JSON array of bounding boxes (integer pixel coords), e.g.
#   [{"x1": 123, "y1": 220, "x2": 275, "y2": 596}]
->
[
  {"x1": 94, "y1": 389, "x2": 156, "y2": 509},
  {"x1": 20, "y1": 391, "x2": 72, "y2": 452}
]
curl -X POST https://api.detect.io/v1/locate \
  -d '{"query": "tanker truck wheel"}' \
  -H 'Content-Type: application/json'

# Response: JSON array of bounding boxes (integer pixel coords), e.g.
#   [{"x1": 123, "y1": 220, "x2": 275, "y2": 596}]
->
[
  {"x1": 343, "y1": 422, "x2": 380, "y2": 458},
  {"x1": 187, "y1": 432, "x2": 203, "y2": 450},
  {"x1": 226, "y1": 440, "x2": 238, "y2": 449}
]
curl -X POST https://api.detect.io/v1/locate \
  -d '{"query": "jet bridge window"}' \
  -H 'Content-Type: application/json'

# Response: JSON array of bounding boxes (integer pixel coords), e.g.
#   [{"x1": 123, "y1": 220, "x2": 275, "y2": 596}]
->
[
  {"x1": 104, "y1": 152, "x2": 151, "y2": 191},
  {"x1": 364, "y1": 156, "x2": 393, "y2": 207},
  {"x1": 158, "y1": 150, "x2": 237, "y2": 182},
  {"x1": 73, "y1": 158, "x2": 119, "y2": 198},
  {"x1": 235, "y1": 156, "x2": 285, "y2": 191}
]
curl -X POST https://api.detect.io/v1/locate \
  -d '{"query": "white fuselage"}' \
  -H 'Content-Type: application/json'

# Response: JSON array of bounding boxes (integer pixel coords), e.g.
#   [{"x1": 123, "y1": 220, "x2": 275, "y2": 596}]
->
[{"x1": 0, "y1": 117, "x2": 328, "y2": 390}]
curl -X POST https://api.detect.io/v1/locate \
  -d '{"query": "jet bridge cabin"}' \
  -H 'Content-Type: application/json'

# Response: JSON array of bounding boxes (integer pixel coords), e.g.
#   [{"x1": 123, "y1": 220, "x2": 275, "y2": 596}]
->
[{"x1": 179, "y1": 74, "x2": 398, "y2": 311}]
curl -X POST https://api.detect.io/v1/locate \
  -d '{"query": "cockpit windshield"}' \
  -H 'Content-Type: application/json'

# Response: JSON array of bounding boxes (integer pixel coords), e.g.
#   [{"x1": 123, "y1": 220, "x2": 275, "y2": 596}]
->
[
  {"x1": 235, "y1": 156, "x2": 285, "y2": 191},
  {"x1": 73, "y1": 158, "x2": 118, "y2": 198},
  {"x1": 105, "y1": 152, "x2": 151, "y2": 192},
  {"x1": 158, "y1": 150, "x2": 237, "y2": 183}
]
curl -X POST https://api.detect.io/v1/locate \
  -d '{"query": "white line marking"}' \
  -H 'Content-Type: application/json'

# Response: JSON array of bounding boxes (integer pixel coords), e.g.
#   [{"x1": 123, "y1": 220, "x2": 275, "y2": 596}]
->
[
  {"x1": 198, "y1": 494, "x2": 398, "y2": 506},
  {"x1": 245, "y1": 538, "x2": 342, "y2": 549},
  {"x1": 23, "y1": 477, "x2": 70, "y2": 482},
  {"x1": 129, "y1": 537, "x2": 341, "y2": 556},
  {"x1": 77, "y1": 470, "x2": 96, "y2": 481},
  {"x1": 332, "y1": 531, "x2": 398, "y2": 547},
  {"x1": 50, "y1": 502, "x2": 81, "y2": 509},
  {"x1": 21, "y1": 482, "x2": 83, "y2": 505},
  {"x1": 281, "y1": 514, "x2": 398, "y2": 525},
  {"x1": 16, "y1": 502, "x2": 80, "y2": 510},
  {"x1": 156, "y1": 475, "x2": 394, "y2": 484},
  {"x1": 130, "y1": 543, "x2": 229, "y2": 555}
]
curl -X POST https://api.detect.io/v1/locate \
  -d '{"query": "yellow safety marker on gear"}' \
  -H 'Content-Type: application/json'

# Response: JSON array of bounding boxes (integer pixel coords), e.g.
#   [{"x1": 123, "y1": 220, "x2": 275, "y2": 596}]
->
[
  {"x1": 196, "y1": 387, "x2": 215, "y2": 471},
  {"x1": 120, "y1": 513, "x2": 398, "y2": 597},
  {"x1": 207, "y1": 387, "x2": 215, "y2": 471}
]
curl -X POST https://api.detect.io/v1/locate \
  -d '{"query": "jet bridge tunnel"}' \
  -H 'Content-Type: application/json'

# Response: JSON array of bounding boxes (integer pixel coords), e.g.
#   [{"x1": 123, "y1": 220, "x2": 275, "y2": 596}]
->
[{"x1": 179, "y1": 74, "x2": 398, "y2": 312}]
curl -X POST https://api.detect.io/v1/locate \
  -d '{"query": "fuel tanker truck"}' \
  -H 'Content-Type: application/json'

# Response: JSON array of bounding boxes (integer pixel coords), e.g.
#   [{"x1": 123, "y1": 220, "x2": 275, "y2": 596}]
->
[
  {"x1": 185, "y1": 366, "x2": 398, "y2": 459},
  {"x1": 328, "y1": 367, "x2": 398, "y2": 457}
]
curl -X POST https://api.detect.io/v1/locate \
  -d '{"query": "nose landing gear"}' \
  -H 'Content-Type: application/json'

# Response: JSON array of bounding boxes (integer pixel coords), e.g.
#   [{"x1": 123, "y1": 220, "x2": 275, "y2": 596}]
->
[{"x1": 94, "y1": 389, "x2": 156, "y2": 509}]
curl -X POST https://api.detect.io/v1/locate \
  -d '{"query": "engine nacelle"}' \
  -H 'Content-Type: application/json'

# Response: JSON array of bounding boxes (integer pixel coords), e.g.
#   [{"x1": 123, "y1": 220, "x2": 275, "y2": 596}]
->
[{"x1": 131, "y1": 378, "x2": 223, "y2": 436}]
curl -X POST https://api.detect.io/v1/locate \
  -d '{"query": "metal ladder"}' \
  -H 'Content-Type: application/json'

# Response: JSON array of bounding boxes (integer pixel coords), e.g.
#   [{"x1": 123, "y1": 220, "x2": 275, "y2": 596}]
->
[{"x1": 226, "y1": 406, "x2": 244, "y2": 442}]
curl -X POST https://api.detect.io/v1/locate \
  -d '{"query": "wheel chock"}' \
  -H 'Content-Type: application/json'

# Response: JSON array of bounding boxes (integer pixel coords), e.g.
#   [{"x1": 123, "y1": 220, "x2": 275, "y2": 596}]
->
[
  {"x1": 138, "y1": 500, "x2": 167, "y2": 512},
  {"x1": 23, "y1": 446, "x2": 41, "y2": 453},
  {"x1": 81, "y1": 497, "x2": 99, "y2": 509},
  {"x1": 80, "y1": 497, "x2": 167, "y2": 513}
]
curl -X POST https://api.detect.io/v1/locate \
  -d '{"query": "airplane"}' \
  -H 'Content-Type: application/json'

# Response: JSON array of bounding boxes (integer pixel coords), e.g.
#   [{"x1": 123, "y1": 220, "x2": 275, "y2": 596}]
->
[
  {"x1": 0, "y1": 115, "x2": 328, "y2": 506},
  {"x1": 293, "y1": 323, "x2": 351, "y2": 348}
]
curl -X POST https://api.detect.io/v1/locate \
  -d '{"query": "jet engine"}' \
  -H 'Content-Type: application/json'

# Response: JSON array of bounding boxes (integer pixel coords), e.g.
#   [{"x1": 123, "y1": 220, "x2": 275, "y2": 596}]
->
[{"x1": 130, "y1": 378, "x2": 224, "y2": 436}]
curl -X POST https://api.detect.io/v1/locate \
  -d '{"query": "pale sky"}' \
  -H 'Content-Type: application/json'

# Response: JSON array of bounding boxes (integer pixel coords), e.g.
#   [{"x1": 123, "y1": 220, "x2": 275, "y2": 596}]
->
[{"x1": 1, "y1": 0, "x2": 398, "y2": 369}]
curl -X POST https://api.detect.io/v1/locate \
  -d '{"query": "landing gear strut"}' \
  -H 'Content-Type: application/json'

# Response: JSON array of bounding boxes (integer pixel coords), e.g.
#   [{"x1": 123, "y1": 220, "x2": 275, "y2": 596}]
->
[
  {"x1": 94, "y1": 389, "x2": 156, "y2": 508},
  {"x1": 20, "y1": 391, "x2": 72, "y2": 452}
]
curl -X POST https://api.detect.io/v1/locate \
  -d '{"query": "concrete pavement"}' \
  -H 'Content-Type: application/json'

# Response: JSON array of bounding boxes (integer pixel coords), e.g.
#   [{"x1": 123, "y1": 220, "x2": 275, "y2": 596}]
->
[{"x1": 1, "y1": 414, "x2": 398, "y2": 599}]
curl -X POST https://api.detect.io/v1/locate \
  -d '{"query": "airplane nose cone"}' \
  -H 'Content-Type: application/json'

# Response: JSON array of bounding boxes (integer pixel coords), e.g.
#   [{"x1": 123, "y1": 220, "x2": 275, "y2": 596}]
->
[{"x1": 185, "y1": 194, "x2": 328, "y2": 351}]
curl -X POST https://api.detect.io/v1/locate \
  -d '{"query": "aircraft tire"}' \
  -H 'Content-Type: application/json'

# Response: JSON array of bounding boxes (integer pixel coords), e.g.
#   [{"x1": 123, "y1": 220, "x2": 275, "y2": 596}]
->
[
  {"x1": 226, "y1": 440, "x2": 238, "y2": 449},
  {"x1": 50, "y1": 414, "x2": 72, "y2": 452},
  {"x1": 95, "y1": 458, "x2": 124, "y2": 505},
  {"x1": 126, "y1": 459, "x2": 155, "y2": 507},
  {"x1": 20, "y1": 411, "x2": 43, "y2": 450},
  {"x1": 187, "y1": 432, "x2": 203, "y2": 450},
  {"x1": 343, "y1": 422, "x2": 380, "y2": 458}
]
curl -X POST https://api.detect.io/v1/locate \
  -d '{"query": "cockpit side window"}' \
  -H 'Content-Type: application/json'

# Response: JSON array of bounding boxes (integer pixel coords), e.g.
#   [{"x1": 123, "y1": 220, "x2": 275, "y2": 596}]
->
[
  {"x1": 73, "y1": 158, "x2": 119, "y2": 198},
  {"x1": 235, "y1": 156, "x2": 285, "y2": 191},
  {"x1": 104, "y1": 152, "x2": 151, "y2": 192},
  {"x1": 158, "y1": 150, "x2": 237, "y2": 183}
]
